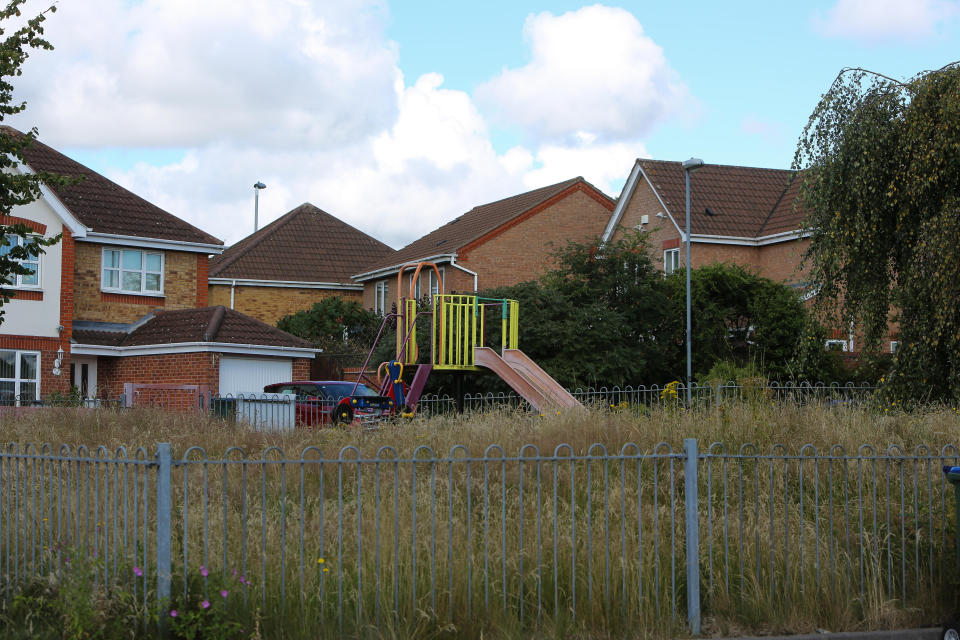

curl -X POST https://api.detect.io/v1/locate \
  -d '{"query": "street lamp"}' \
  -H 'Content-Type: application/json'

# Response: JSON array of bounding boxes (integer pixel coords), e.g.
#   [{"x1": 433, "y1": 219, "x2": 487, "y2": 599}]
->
[
  {"x1": 253, "y1": 181, "x2": 266, "y2": 231},
  {"x1": 681, "y1": 157, "x2": 704, "y2": 405}
]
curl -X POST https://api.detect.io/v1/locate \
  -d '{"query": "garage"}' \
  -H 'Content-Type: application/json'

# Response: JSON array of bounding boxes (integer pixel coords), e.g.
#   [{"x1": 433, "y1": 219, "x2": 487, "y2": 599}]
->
[{"x1": 219, "y1": 356, "x2": 293, "y2": 396}]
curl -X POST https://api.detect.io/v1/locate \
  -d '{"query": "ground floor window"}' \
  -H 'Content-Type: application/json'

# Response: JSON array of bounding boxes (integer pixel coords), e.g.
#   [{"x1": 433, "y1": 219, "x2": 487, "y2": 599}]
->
[
  {"x1": 664, "y1": 248, "x2": 680, "y2": 275},
  {"x1": 0, "y1": 350, "x2": 40, "y2": 405},
  {"x1": 375, "y1": 281, "x2": 390, "y2": 314}
]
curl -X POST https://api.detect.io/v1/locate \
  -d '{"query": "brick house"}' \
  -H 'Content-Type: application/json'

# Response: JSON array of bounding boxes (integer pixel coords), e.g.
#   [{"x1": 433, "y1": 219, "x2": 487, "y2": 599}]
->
[
  {"x1": 602, "y1": 158, "x2": 882, "y2": 354},
  {"x1": 0, "y1": 129, "x2": 316, "y2": 403},
  {"x1": 353, "y1": 177, "x2": 615, "y2": 311},
  {"x1": 208, "y1": 203, "x2": 395, "y2": 325}
]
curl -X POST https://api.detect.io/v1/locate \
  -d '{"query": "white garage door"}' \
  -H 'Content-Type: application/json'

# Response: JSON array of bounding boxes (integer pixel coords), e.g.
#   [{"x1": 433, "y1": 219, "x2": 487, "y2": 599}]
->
[{"x1": 219, "y1": 357, "x2": 293, "y2": 396}]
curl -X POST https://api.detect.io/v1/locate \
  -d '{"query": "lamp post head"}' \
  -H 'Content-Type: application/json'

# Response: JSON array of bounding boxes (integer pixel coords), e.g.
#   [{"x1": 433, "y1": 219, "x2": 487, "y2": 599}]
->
[
  {"x1": 682, "y1": 158, "x2": 704, "y2": 172},
  {"x1": 254, "y1": 181, "x2": 266, "y2": 190}
]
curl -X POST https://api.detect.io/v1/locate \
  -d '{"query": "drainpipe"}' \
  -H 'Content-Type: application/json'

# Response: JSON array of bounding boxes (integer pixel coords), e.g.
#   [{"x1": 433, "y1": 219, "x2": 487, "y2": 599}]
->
[
  {"x1": 449, "y1": 256, "x2": 478, "y2": 292},
  {"x1": 230, "y1": 280, "x2": 236, "y2": 309}
]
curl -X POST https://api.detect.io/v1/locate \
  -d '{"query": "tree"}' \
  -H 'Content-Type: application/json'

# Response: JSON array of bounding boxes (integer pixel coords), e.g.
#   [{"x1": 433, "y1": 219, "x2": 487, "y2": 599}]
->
[
  {"x1": 276, "y1": 296, "x2": 382, "y2": 354},
  {"x1": 663, "y1": 264, "x2": 808, "y2": 380},
  {"x1": 794, "y1": 62, "x2": 960, "y2": 401},
  {"x1": 483, "y1": 231, "x2": 676, "y2": 388},
  {"x1": 0, "y1": 1, "x2": 62, "y2": 325}
]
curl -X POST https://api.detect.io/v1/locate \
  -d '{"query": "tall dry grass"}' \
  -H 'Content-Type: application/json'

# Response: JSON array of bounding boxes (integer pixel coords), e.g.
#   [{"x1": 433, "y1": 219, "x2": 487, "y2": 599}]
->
[{"x1": 0, "y1": 403, "x2": 958, "y2": 639}]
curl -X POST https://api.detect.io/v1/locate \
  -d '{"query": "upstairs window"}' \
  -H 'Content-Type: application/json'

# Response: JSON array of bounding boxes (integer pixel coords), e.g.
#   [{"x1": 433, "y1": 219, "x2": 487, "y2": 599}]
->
[
  {"x1": 102, "y1": 249, "x2": 163, "y2": 295},
  {"x1": 663, "y1": 249, "x2": 680, "y2": 275},
  {"x1": 0, "y1": 235, "x2": 40, "y2": 288}
]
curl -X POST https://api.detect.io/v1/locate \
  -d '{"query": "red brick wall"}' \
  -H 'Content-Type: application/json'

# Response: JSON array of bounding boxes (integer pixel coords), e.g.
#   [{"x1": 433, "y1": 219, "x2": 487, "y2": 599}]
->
[
  {"x1": 292, "y1": 358, "x2": 310, "y2": 381},
  {"x1": 97, "y1": 352, "x2": 220, "y2": 397},
  {"x1": 97, "y1": 353, "x2": 316, "y2": 396},
  {"x1": 196, "y1": 255, "x2": 209, "y2": 307},
  {"x1": 758, "y1": 237, "x2": 810, "y2": 284}
]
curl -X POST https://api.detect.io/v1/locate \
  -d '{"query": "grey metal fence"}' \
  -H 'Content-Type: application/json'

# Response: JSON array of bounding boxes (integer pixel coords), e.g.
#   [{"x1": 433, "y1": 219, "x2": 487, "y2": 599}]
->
[
  {"x1": 417, "y1": 382, "x2": 878, "y2": 417},
  {"x1": 0, "y1": 438, "x2": 955, "y2": 636}
]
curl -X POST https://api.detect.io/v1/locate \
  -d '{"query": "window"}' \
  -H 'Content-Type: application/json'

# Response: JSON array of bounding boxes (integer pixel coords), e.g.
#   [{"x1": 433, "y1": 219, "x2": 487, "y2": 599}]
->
[
  {"x1": 825, "y1": 339, "x2": 848, "y2": 352},
  {"x1": 102, "y1": 248, "x2": 163, "y2": 294},
  {"x1": 375, "y1": 281, "x2": 390, "y2": 314},
  {"x1": 663, "y1": 249, "x2": 680, "y2": 275},
  {"x1": 429, "y1": 268, "x2": 444, "y2": 298},
  {"x1": 0, "y1": 350, "x2": 40, "y2": 405},
  {"x1": 890, "y1": 341, "x2": 900, "y2": 354},
  {"x1": 409, "y1": 273, "x2": 422, "y2": 299},
  {"x1": 0, "y1": 235, "x2": 40, "y2": 288}
]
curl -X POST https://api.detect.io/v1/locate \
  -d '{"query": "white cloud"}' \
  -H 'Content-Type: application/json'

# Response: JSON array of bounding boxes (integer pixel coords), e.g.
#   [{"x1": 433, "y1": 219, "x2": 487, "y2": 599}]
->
[
  {"x1": 7, "y1": 1, "x2": 669, "y2": 249},
  {"x1": 106, "y1": 73, "x2": 531, "y2": 247},
  {"x1": 814, "y1": 0, "x2": 960, "y2": 42},
  {"x1": 14, "y1": 0, "x2": 400, "y2": 148},
  {"x1": 475, "y1": 5, "x2": 688, "y2": 144}
]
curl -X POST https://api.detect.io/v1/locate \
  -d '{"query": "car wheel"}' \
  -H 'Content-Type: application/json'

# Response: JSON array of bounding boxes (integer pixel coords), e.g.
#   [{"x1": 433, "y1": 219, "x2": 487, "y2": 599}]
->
[
  {"x1": 333, "y1": 405, "x2": 353, "y2": 426},
  {"x1": 943, "y1": 623, "x2": 960, "y2": 640}
]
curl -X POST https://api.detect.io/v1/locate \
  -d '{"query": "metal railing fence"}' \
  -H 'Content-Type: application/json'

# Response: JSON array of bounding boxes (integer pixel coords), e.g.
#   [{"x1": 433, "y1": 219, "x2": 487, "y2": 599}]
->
[
  {"x1": 417, "y1": 381, "x2": 878, "y2": 417},
  {"x1": 0, "y1": 438, "x2": 955, "y2": 636}
]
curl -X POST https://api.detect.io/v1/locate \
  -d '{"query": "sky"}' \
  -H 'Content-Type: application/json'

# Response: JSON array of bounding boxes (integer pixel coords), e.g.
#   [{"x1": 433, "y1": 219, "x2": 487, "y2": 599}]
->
[{"x1": 8, "y1": 0, "x2": 960, "y2": 248}]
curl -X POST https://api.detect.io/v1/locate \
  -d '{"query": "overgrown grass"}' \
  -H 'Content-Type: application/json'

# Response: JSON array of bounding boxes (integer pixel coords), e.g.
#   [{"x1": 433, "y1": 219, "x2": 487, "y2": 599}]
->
[{"x1": 0, "y1": 402, "x2": 958, "y2": 639}]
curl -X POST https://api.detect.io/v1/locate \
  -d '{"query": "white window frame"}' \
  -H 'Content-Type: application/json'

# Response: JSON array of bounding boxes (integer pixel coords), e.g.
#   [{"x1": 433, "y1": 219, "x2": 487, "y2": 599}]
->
[
  {"x1": 375, "y1": 281, "x2": 390, "y2": 314},
  {"x1": 0, "y1": 349, "x2": 41, "y2": 405},
  {"x1": 101, "y1": 248, "x2": 164, "y2": 296},
  {"x1": 824, "y1": 339, "x2": 848, "y2": 352},
  {"x1": 663, "y1": 248, "x2": 680, "y2": 275},
  {"x1": 890, "y1": 340, "x2": 899, "y2": 354},
  {"x1": 409, "y1": 272, "x2": 422, "y2": 299},
  {"x1": 1, "y1": 235, "x2": 41, "y2": 289},
  {"x1": 429, "y1": 267, "x2": 444, "y2": 298}
]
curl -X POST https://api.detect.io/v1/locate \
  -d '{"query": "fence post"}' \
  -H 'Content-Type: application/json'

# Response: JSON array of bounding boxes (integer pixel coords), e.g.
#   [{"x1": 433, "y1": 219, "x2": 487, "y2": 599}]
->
[
  {"x1": 684, "y1": 437, "x2": 701, "y2": 635},
  {"x1": 156, "y1": 443, "x2": 172, "y2": 616}
]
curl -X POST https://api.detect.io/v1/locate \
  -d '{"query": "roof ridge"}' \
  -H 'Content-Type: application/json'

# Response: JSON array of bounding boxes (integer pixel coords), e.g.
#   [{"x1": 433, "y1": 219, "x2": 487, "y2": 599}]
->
[
  {"x1": 210, "y1": 206, "x2": 304, "y2": 276},
  {"x1": 295, "y1": 202, "x2": 395, "y2": 252},
  {"x1": 757, "y1": 172, "x2": 800, "y2": 236},
  {"x1": 639, "y1": 158, "x2": 793, "y2": 174}
]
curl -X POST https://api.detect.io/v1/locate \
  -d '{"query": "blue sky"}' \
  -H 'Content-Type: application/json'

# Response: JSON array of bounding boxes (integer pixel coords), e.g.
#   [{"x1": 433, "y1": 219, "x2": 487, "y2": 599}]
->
[{"x1": 13, "y1": 0, "x2": 960, "y2": 246}]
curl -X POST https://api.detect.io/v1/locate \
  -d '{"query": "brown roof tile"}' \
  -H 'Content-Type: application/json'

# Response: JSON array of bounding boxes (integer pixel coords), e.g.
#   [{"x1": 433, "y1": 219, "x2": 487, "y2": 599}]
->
[
  {"x1": 72, "y1": 307, "x2": 311, "y2": 349},
  {"x1": 638, "y1": 160, "x2": 806, "y2": 238},
  {"x1": 210, "y1": 203, "x2": 393, "y2": 282},
  {"x1": 121, "y1": 307, "x2": 311, "y2": 348},
  {"x1": 358, "y1": 177, "x2": 613, "y2": 275},
  {"x1": 3, "y1": 127, "x2": 222, "y2": 246}
]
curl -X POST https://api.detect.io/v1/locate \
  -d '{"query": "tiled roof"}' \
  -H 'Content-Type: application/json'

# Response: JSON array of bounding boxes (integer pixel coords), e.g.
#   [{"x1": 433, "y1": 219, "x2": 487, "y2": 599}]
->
[
  {"x1": 71, "y1": 307, "x2": 311, "y2": 349},
  {"x1": 209, "y1": 203, "x2": 393, "y2": 282},
  {"x1": 3, "y1": 127, "x2": 222, "y2": 246},
  {"x1": 358, "y1": 177, "x2": 613, "y2": 274},
  {"x1": 638, "y1": 160, "x2": 806, "y2": 238}
]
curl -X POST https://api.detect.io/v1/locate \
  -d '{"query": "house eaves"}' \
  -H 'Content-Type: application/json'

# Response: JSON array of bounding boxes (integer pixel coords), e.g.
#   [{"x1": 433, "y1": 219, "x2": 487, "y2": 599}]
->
[
  {"x1": 70, "y1": 341, "x2": 320, "y2": 358},
  {"x1": 352, "y1": 253, "x2": 458, "y2": 282}
]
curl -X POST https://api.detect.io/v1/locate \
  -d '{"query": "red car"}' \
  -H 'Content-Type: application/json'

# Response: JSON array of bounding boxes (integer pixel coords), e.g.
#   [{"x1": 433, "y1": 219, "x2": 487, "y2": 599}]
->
[{"x1": 263, "y1": 381, "x2": 394, "y2": 426}]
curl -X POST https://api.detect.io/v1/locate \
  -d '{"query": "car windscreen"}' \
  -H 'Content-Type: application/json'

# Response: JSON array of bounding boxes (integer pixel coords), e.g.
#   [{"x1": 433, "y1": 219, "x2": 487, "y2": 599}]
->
[{"x1": 316, "y1": 383, "x2": 378, "y2": 401}]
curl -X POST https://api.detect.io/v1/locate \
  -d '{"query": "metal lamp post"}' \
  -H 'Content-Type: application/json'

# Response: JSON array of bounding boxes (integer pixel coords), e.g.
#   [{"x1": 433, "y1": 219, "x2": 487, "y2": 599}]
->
[
  {"x1": 253, "y1": 181, "x2": 266, "y2": 231},
  {"x1": 681, "y1": 158, "x2": 704, "y2": 405}
]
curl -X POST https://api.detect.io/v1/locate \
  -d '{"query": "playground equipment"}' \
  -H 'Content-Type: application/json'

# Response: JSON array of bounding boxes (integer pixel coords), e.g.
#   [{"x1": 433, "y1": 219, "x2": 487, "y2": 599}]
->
[{"x1": 353, "y1": 261, "x2": 581, "y2": 413}]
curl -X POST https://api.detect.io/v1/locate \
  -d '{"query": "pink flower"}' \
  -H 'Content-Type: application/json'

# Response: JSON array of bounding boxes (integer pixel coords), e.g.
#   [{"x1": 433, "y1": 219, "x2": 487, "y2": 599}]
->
[
  {"x1": 201, "y1": 600, "x2": 210, "y2": 609},
  {"x1": 199, "y1": 566, "x2": 208, "y2": 577},
  {"x1": 133, "y1": 566, "x2": 143, "y2": 577},
  {"x1": 170, "y1": 610, "x2": 178, "y2": 618},
  {"x1": 220, "y1": 590, "x2": 228, "y2": 598},
  {"x1": 232, "y1": 569, "x2": 237, "y2": 577}
]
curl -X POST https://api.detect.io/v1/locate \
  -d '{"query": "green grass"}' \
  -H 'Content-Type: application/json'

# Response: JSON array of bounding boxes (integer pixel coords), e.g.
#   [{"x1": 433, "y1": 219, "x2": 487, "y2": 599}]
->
[{"x1": 0, "y1": 402, "x2": 958, "y2": 639}]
